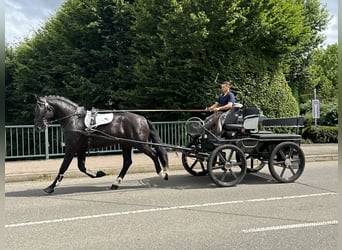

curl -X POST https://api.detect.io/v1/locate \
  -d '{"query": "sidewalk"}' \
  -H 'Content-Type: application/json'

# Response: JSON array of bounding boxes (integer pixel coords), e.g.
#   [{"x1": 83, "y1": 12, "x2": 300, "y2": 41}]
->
[{"x1": 5, "y1": 143, "x2": 338, "y2": 183}]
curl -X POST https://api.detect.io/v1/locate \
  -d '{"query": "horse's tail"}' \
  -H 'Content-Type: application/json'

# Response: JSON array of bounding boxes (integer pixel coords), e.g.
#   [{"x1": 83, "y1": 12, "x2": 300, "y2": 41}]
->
[{"x1": 147, "y1": 120, "x2": 169, "y2": 168}]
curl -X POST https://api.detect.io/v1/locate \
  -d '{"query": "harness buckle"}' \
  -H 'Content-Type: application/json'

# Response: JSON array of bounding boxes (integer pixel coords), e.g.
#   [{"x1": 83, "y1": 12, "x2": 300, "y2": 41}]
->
[{"x1": 90, "y1": 107, "x2": 97, "y2": 126}]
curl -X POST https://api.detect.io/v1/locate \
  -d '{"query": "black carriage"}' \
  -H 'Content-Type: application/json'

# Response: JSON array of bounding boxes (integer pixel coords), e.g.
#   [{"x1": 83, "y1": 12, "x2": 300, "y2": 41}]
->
[
  {"x1": 34, "y1": 95, "x2": 306, "y2": 193},
  {"x1": 182, "y1": 105, "x2": 305, "y2": 187}
]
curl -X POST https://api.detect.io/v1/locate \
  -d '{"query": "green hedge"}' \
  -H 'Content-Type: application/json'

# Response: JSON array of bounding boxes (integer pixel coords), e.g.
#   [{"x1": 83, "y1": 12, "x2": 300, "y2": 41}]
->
[{"x1": 302, "y1": 125, "x2": 338, "y2": 143}]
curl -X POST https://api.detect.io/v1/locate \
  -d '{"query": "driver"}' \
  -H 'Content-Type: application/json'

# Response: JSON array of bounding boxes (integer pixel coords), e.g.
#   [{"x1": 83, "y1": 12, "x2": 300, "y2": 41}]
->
[{"x1": 205, "y1": 81, "x2": 235, "y2": 135}]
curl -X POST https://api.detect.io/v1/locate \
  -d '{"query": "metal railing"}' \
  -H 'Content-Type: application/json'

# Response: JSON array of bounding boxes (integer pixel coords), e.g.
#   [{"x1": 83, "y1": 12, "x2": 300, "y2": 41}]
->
[{"x1": 5, "y1": 121, "x2": 189, "y2": 160}]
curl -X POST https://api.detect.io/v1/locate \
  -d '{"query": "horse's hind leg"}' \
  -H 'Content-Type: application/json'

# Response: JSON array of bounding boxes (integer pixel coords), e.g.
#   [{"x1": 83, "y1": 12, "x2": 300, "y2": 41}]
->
[
  {"x1": 77, "y1": 150, "x2": 106, "y2": 178},
  {"x1": 139, "y1": 145, "x2": 167, "y2": 180},
  {"x1": 44, "y1": 149, "x2": 75, "y2": 194},
  {"x1": 111, "y1": 145, "x2": 133, "y2": 190}
]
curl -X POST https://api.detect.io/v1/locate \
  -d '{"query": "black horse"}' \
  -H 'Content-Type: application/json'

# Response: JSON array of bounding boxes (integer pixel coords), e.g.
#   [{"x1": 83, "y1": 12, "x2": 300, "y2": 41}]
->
[{"x1": 34, "y1": 95, "x2": 169, "y2": 193}]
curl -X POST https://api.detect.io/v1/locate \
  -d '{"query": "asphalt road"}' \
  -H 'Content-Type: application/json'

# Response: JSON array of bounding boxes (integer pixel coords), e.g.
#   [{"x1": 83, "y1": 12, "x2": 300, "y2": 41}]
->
[{"x1": 5, "y1": 161, "x2": 338, "y2": 250}]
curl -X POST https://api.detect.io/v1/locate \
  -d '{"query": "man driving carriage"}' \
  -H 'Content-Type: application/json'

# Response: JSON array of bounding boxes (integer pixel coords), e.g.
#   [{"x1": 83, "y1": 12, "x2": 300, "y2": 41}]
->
[{"x1": 205, "y1": 81, "x2": 235, "y2": 135}]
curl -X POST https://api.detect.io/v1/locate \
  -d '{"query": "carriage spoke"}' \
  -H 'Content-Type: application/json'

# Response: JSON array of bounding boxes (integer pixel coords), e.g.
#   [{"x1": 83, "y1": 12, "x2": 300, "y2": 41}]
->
[
  {"x1": 212, "y1": 163, "x2": 224, "y2": 170},
  {"x1": 278, "y1": 149, "x2": 286, "y2": 160},
  {"x1": 231, "y1": 161, "x2": 243, "y2": 167},
  {"x1": 218, "y1": 152, "x2": 227, "y2": 163},
  {"x1": 279, "y1": 166, "x2": 287, "y2": 177},
  {"x1": 220, "y1": 170, "x2": 228, "y2": 181},
  {"x1": 288, "y1": 148, "x2": 295, "y2": 158},
  {"x1": 288, "y1": 166, "x2": 296, "y2": 175},
  {"x1": 273, "y1": 161, "x2": 284, "y2": 166},
  {"x1": 190, "y1": 159, "x2": 199, "y2": 170},
  {"x1": 227, "y1": 150, "x2": 234, "y2": 162},
  {"x1": 290, "y1": 158, "x2": 301, "y2": 164},
  {"x1": 200, "y1": 161, "x2": 206, "y2": 171},
  {"x1": 228, "y1": 168, "x2": 238, "y2": 179}
]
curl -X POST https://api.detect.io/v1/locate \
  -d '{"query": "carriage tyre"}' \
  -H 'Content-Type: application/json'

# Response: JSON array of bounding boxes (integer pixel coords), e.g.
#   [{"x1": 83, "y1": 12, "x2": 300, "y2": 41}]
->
[
  {"x1": 207, "y1": 144, "x2": 247, "y2": 187},
  {"x1": 181, "y1": 141, "x2": 207, "y2": 176},
  {"x1": 268, "y1": 142, "x2": 305, "y2": 183}
]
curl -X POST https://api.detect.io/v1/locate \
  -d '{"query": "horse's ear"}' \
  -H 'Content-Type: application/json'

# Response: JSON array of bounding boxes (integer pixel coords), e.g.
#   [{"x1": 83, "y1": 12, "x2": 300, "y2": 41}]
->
[{"x1": 34, "y1": 94, "x2": 42, "y2": 102}]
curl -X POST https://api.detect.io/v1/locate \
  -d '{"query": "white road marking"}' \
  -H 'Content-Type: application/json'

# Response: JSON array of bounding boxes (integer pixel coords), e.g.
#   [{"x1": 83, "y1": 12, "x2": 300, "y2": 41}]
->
[
  {"x1": 5, "y1": 192, "x2": 337, "y2": 228},
  {"x1": 241, "y1": 220, "x2": 338, "y2": 233}
]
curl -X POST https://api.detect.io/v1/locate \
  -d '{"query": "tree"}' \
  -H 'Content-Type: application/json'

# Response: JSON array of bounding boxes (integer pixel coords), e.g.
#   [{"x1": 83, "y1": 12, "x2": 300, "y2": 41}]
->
[
  {"x1": 307, "y1": 44, "x2": 338, "y2": 101},
  {"x1": 283, "y1": 0, "x2": 330, "y2": 103},
  {"x1": 5, "y1": 46, "x2": 23, "y2": 124},
  {"x1": 6, "y1": 0, "x2": 330, "y2": 124},
  {"x1": 12, "y1": 0, "x2": 133, "y2": 123},
  {"x1": 130, "y1": 0, "x2": 306, "y2": 119}
]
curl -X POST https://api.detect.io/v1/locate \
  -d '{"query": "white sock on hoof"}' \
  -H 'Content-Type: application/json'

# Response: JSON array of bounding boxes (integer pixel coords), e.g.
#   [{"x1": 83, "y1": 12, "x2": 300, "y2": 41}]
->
[
  {"x1": 116, "y1": 177, "x2": 123, "y2": 184},
  {"x1": 56, "y1": 175, "x2": 64, "y2": 186},
  {"x1": 158, "y1": 171, "x2": 166, "y2": 179}
]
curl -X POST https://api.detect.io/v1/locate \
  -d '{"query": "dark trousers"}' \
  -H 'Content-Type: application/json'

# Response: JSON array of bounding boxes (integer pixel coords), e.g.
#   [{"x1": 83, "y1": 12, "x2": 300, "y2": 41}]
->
[{"x1": 204, "y1": 111, "x2": 226, "y2": 135}]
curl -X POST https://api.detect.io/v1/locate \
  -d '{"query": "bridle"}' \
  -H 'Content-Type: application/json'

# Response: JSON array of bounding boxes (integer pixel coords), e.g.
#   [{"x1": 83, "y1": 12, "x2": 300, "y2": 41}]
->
[
  {"x1": 35, "y1": 99, "x2": 54, "y2": 127},
  {"x1": 35, "y1": 98, "x2": 77, "y2": 126}
]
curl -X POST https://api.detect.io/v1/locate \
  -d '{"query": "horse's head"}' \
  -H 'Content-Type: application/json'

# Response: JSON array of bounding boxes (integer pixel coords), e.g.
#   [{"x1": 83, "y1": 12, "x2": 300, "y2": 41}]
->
[{"x1": 34, "y1": 96, "x2": 55, "y2": 132}]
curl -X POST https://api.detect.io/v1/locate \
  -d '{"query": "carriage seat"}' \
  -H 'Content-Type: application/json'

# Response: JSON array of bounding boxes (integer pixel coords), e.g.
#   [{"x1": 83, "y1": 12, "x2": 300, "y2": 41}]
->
[
  {"x1": 84, "y1": 108, "x2": 113, "y2": 129},
  {"x1": 223, "y1": 107, "x2": 260, "y2": 133},
  {"x1": 223, "y1": 104, "x2": 242, "y2": 125}
]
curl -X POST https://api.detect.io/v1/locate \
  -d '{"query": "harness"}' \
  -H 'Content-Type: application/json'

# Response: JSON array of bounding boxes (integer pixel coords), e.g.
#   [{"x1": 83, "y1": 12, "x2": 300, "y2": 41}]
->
[
  {"x1": 36, "y1": 98, "x2": 85, "y2": 127},
  {"x1": 36, "y1": 99, "x2": 114, "y2": 139}
]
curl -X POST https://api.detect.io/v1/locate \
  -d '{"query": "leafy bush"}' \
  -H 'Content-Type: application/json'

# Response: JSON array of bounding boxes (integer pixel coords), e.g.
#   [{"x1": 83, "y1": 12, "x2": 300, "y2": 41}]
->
[
  {"x1": 239, "y1": 72, "x2": 299, "y2": 118},
  {"x1": 302, "y1": 125, "x2": 338, "y2": 143}
]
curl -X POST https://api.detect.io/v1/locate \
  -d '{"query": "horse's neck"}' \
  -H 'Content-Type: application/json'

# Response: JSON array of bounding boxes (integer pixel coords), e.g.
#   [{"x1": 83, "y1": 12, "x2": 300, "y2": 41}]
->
[{"x1": 48, "y1": 98, "x2": 78, "y2": 118}]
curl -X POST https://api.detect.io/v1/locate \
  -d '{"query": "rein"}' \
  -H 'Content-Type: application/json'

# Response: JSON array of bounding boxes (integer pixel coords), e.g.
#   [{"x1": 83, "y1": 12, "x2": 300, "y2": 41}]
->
[
  {"x1": 46, "y1": 113, "x2": 77, "y2": 125},
  {"x1": 96, "y1": 109, "x2": 209, "y2": 113}
]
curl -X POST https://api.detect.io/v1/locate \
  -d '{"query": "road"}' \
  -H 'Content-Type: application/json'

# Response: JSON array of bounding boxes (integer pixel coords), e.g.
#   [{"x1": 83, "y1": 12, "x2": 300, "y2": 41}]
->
[{"x1": 5, "y1": 161, "x2": 338, "y2": 250}]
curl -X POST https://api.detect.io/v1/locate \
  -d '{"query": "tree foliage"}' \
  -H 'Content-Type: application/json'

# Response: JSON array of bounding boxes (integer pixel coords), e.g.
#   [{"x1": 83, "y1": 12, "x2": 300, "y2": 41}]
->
[
  {"x1": 5, "y1": 0, "x2": 331, "y2": 124},
  {"x1": 283, "y1": 0, "x2": 330, "y2": 103},
  {"x1": 307, "y1": 44, "x2": 338, "y2": 101}
]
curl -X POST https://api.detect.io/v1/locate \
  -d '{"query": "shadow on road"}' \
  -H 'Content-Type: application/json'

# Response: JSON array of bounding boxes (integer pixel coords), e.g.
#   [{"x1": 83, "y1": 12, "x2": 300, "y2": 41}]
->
[{"x1": 5, "y1": 172, "x2": 276, "y2": 197}]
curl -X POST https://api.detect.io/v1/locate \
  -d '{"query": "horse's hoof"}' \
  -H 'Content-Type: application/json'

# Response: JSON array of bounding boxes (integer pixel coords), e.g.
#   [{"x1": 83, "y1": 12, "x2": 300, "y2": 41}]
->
[
  {"x1": 43, "y1": 187, "x2": 54, "y2": 194},
  {"x1": 110, "y1": 184, "x2": 119, "y2": 190},
  {"x1": 164, "y1": 173, "x2": 169, "y2": 181},
  {"x1": 96, "y1": 170, "x2": 106, "y2": 178}
]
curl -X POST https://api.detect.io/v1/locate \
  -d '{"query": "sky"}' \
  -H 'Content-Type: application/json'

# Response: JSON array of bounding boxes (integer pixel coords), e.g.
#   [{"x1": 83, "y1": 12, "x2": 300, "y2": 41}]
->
[{"x1": 5, "y1": 0, "x2": 339, "y2": 47}]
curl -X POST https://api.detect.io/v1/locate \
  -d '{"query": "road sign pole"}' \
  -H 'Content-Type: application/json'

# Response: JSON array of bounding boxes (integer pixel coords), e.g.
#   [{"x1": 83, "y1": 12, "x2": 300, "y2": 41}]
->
[{"x1": 312, "y1": 88, "x2": 320, "y2": 126}]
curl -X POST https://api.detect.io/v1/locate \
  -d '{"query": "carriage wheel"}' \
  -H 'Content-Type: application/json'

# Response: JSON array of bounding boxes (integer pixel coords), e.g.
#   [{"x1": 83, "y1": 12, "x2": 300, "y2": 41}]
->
[
  {"x1": 207, "y1": 144, "x2": 247, "y2": 187},
  {"x1": 246, "y1": 155, "x2": 266, "y2": 173},
  {"x1": 181, "y1": 141, "x2": 207, "y2": 176},
  {"x1": 268, "y1": 142, "x2": 305, "y2": 183}
]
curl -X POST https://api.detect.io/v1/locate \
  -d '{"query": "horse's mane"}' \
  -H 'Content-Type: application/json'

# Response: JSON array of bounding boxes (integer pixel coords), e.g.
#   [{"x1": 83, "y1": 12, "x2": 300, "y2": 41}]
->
[{"x1": 45, "y1": 95, "x2": 79, "y2": 107}]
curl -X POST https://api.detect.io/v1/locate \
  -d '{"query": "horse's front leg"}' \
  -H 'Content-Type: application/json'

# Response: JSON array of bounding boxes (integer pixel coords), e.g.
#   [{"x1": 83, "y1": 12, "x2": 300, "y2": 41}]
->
[
  {"x1": 43, "y1": 149, "x2": 75, "y2": 194},
  {"x1": 111, "y1": 145, "x2": 132, "y2": 190},
  {"x1": 77, "y1": 150, "x2": 106, "y2": 178}
]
